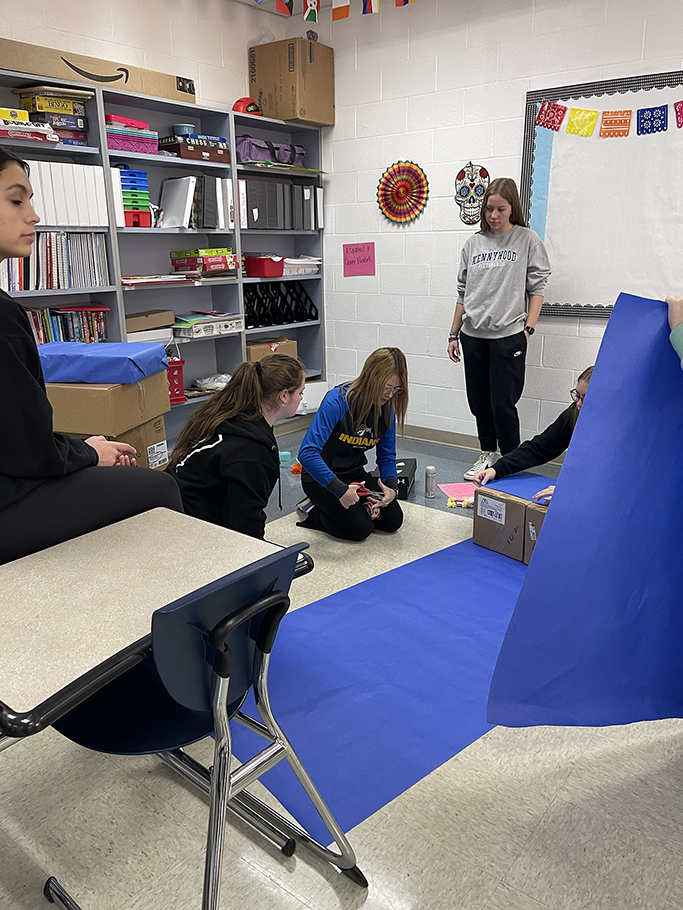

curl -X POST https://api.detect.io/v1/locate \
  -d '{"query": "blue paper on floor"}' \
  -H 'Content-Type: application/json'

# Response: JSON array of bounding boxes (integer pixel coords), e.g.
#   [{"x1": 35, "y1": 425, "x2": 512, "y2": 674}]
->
[
  {"x1": 488, "y1": 293, "x2": 683, "y2": 728},
  {"x1": 231, "y1": 539, "x2": 526, "y2": 842}
]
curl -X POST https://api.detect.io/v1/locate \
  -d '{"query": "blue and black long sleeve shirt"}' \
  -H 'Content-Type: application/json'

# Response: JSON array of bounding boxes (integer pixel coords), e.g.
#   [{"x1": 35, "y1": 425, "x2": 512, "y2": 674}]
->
[{"x1": 298, "y1": 385, "x2": 399, "y2": 497}]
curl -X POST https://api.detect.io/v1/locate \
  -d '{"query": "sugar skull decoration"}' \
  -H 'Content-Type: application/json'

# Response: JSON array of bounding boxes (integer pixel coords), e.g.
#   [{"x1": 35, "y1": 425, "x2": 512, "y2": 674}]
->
[{"x1": 454, "y1": 162, "x2": 490, "y2": 225}]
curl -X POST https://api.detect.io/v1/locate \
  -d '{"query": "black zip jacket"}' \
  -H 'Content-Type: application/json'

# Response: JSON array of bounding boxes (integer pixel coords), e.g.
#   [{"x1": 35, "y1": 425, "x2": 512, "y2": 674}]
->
[
  {"x1": 0, "y1": 290, "x2": 97, "y2": 512},
  {"x1": 166, "y1": 414, "x2": 279, "y2": 539},
  {"x1": 493, "y1": 406, "x2": 574, "y2": 479}
]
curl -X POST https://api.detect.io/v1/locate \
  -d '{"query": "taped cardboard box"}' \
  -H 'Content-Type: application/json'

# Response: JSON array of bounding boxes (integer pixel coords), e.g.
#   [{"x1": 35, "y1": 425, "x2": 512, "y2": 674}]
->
[
  {"x1": 46, "y1": 369, "x2": 170, "y2": 437},
  {"x1": 246, "y1": 335, "x2": 297, "y2": 362},
  {"x1": 524, "y1": 500, "x2": 548, "y2": 565},
  {"x1": 125, "y1": 309, "x2": 176, "y2": 333},
  {"x1": 71, "y1": 416, "x2": 169, "y2": 470},
  {"x1": 249, "y1": 38, "x2": 334, "y2": 127},
  {"x1": 0, "y1": 38, "x2": 195, "y2": 104},
  {"x1": 114, "y1": 416, "x2": 169, "y2": 470},
  {"x1": 473, "y1": 488, "x2": 527, "y2": 562}
]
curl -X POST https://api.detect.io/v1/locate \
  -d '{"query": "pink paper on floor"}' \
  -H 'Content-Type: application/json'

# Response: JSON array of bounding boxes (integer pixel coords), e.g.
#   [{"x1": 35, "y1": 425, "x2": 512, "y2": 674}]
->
[{"x1": 438, "y1": 482, "x2": 476, "y2": 498}]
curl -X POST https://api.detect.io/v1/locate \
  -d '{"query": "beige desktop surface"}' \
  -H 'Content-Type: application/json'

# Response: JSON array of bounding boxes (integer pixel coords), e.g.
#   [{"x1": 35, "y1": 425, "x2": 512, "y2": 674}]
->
[{"x1": 0, "y1": 509, "x2": 283, "y2": 714}]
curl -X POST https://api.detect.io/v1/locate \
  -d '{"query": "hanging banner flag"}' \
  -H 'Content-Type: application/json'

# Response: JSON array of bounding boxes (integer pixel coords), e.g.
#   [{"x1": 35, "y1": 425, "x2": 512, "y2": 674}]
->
[
  {"x1": 395, "y1": 0, "x2": 416, "y2": 5},
  {"x1": 275, "y1": 0, "x2": 293, "y2": 13},
  {"x1": 637, "y1": 104, "x2": 668, "y2": 134},
  {"x1": 332, "y1": 0, "x2": 350, "y2": 18},
  {"x1": 363, "y1": 0, "x2": 379, "y2": 13},
  {"x1": 566, "y1": 107, "x2": 598, "y2": 136},
  {"x1": 535, "y1": 100, "x2": 567, "y2": 131},
  {"x1": 303, "y1": 0, "x2": 319, "y2": 21},
  {"x1": 675, "y1": 100, "x2": 683, "y2": 128},
  {"x1": 599, "y1": 109, "x2": 632, "y2": 138}
]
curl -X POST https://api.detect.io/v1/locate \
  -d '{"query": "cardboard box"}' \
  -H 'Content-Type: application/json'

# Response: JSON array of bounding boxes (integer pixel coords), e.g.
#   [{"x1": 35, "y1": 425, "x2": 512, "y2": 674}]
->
[
  {"x1": 523, "y1": 501, "x2": 548, "y2": 565},
  {"x1": 0, "y1": 37, "x2": 195, "y2": 104},
  {"x1": 114, "y1": 416, "x2": 169, "y2": 470},
  {"x1": 473, "y1": 488, "x2": 527, "y2": 562},
  {"x1": 46, "y1": 369, "x2": 170, "y2": 437},
  {"x1": 246, "y1": 335, "x2": 298, "y2": 362},
  {"x1": 249, "y1": 38, "x2": 335, "y2": 127},
  {"x1": 125, "y1": 309, "x2": 176, "y2": 333},
  {"x1": 173, "y1": 316, "x2": 244, "y2": 339}
]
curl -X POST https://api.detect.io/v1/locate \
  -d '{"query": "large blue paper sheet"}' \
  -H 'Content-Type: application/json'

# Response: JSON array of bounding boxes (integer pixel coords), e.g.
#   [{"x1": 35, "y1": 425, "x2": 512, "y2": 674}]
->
[
  {"x1": 231, "y1": 539, "x2": 526, "y2": 843},
  {"x1": 488, "y1": 293, "x2": 683, "y2": 727}
]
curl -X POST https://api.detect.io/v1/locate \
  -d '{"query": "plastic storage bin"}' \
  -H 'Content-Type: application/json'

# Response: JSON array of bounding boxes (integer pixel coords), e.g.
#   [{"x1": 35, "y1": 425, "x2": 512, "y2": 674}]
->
[{"x1": 244, "y1": 256, "x2": 284, "y2": 278}]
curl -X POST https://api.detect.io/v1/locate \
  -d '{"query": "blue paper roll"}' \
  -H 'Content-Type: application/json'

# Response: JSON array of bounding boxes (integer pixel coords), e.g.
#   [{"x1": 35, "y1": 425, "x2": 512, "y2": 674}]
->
[{"x1": 488, "y1": 293, "x2": 683, "y2": 727}]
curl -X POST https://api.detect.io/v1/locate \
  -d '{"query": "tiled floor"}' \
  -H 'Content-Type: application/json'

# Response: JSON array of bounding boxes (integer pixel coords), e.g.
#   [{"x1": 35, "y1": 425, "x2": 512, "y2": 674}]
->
[{"x1": 2, "y1": 448, "x2": 682, "y2": 910}]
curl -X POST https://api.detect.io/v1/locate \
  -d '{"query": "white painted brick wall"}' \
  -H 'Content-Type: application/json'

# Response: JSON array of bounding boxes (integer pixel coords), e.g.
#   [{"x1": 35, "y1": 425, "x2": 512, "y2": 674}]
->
[{"x1": 19, "y1": 0, "x2": 676, "y2": 443}]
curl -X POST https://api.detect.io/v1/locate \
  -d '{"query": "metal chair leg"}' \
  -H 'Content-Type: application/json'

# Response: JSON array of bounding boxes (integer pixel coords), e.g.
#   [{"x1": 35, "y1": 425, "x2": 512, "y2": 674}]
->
[
  {"x1": 43, "y1": 877, "x2": 84, "y2": 910},
  {"x1": 202, "y1": 676, "x2": 231, "y2": 910}
]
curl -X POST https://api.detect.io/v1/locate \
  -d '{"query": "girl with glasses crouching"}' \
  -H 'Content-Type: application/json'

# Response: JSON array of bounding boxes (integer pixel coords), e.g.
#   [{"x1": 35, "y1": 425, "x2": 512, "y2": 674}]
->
[
  {"x1": 297, "y1": 347, "x2": 408, "y2": 541},
  {"x1": 474, "y1": 365, "x2": 593, "y2": 504}
]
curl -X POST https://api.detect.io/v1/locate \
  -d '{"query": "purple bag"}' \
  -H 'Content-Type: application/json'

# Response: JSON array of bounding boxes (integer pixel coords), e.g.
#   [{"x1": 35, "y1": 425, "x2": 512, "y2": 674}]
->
[{"x1": 235, "y1": 135, "x2": 305, "y2": 167}]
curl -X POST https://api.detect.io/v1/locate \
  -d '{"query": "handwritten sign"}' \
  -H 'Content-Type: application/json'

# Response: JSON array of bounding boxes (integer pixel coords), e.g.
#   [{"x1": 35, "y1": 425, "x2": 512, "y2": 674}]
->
[{"x1": 343, "y1": 242, "x2": 375, "y2": 277}]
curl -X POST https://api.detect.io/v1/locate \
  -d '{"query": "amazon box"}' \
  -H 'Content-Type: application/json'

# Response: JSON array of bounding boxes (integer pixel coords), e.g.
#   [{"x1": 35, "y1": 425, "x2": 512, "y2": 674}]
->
[
  {"x1": 46, "y1": 370, "x2": 170, "y2": 437},
  {"x1": 473, "y1": 488, "x2": 527, "y2": 562},
  {"x1": 523, "y1": 500, "x2": 548, "y2": 565},
  {"x1": 249, "y1": 38, "x2": 334, "y2": 126},
  {"x1": 0, "y1": 37, "x2": 195, "y2": 103}
]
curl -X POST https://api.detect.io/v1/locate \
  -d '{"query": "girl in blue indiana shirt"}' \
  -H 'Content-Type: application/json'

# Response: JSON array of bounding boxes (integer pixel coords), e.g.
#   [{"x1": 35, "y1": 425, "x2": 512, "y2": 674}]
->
[{"x1": 297, "y1": 347, "x2": 408, "y2": 541}]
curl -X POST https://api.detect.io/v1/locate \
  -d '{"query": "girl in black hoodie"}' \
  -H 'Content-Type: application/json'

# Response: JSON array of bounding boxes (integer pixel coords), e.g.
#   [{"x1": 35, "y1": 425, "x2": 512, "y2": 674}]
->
[{"x1": 168, "y1": 354, "x2": 305, "y2": 539}]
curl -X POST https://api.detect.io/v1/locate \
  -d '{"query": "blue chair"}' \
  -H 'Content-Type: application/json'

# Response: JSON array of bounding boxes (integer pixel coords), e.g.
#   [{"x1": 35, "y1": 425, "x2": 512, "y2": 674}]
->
[{"x1": 1, "y1": 542, "x2": 366, "y2": 910}]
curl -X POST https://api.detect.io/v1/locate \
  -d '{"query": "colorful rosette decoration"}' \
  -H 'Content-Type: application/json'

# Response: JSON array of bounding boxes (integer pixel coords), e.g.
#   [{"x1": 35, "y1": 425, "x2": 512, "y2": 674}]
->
[{"x1": 377, "y1": 160, "x2": 429, "y2": 223}]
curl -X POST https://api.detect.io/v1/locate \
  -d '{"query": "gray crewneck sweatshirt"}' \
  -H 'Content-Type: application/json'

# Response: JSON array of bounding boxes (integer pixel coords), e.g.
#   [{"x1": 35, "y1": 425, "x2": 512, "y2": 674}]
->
[{"x1": 456, "y1": 225, "x2": 551, "y2": 339}]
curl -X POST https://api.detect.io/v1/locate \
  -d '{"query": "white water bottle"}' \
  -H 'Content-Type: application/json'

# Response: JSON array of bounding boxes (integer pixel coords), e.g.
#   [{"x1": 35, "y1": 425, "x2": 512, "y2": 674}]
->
[{"x1": 425, "y1": 465, "x2": 436, "y2": 499}]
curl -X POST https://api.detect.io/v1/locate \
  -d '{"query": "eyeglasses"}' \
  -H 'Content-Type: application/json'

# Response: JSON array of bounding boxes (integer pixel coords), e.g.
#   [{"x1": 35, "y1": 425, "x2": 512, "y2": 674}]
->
[
  {"x1": 570, "y1": 388, "x2": 586, "y2": 403},
  {"x1": 383, "y1": 384, "x2": 403, "y2": 396}
]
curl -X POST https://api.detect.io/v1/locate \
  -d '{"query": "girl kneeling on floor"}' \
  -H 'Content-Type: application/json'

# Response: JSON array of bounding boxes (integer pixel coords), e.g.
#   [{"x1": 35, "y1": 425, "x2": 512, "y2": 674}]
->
[
  {"x1": 167, "y1": 354, "x2": 305, "y2": 539},
  {"x1": 297, "y1": 347, "x2": 408, "y2": 541},
  {"x1": 474, "y1": 365, "x2": 593, "y2": 503}
]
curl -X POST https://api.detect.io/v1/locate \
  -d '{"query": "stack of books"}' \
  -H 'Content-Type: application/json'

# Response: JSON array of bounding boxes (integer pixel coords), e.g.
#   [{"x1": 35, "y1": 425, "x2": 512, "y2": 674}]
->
[
  {"x1": 25, "y1": 305, "x2": 109, "y2": 345},
  {"x1": 1, "y1": 232, "x2": 110, "y2": 292},
  {"x1": 12, "y1": 86, "x2": 92, "y2": 145}
]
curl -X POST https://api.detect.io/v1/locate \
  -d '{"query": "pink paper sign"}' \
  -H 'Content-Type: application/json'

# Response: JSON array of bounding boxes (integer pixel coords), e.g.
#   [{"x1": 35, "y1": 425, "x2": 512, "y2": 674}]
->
[
  {"x1": 438, "y1": 482, "x2": 476, "y2": 498},
  {"x1": 343, "y1": 242, "x2": 375, "y2": 276}
]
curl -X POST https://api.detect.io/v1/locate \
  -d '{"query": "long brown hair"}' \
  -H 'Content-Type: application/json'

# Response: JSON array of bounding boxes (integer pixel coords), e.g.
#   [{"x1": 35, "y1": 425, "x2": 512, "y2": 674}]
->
[
  {"x1": 479, "y1": 177, "x2": 527, "y2": 233},
  {"x1": 570, "y1": 365, "x2": 594, "y2": 430},
  {"x1": 171, "y1": 353, "x2": 304, "y2": 463},
  {"x1": 342, "y1": 347, "x2": 408, "y2": 436}
]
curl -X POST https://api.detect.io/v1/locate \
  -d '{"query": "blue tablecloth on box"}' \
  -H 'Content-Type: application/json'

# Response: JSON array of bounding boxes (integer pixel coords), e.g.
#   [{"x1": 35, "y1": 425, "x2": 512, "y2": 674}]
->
[{"x1": 39, "y1": 342, "x2": 168, "y2": 384}]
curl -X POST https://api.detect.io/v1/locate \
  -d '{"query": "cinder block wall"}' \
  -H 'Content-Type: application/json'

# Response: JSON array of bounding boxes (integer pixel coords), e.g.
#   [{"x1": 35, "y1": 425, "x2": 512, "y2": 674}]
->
[
  {"x1": 295, "y1": 0, "x2": 680, "y2": 444},
  {"x1": 4, "y1": 0, "x2": 679, "y2": 444}
]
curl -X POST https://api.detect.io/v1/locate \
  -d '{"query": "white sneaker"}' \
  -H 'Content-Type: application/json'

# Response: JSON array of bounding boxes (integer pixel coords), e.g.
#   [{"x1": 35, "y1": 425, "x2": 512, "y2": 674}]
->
[
  {"x1": 464, "y1": 451, "x2": 497, "y2": 481},
  {"x1": 296, "y1": 496, "x2": 315, "y2": 515}
]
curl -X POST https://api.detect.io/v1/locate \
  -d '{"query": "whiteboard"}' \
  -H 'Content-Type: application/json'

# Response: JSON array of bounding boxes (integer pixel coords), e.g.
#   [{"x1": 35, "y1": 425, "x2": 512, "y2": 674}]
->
[{"x1": 521, "y1": 71, "x2": 683, "y2": 308}]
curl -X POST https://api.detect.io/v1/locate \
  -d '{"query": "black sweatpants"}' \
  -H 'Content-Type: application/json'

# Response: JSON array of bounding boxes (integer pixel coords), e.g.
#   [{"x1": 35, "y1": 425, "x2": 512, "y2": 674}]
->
[
  {"x1": 460, "y1": 331, "x2": 527, "y2": 455},
  {"x1": 0, "y1": 466, "x2": 183, "y2": 565},
  {"x1": 300, "y1": 472, "x2": 403, "y2": 542}
]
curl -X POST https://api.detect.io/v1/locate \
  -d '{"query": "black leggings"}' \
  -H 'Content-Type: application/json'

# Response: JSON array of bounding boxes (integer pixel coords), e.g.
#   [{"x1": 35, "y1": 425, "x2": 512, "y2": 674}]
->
[
  {"x1": 460, "y1": 331, "x2": 527, "y2": 455},
  {"x1": 300, "y1": 472, "x2": 403, "y2": 542},
  {"x1": 0, "y1": 467, "x2": 183, "y2": 565}
]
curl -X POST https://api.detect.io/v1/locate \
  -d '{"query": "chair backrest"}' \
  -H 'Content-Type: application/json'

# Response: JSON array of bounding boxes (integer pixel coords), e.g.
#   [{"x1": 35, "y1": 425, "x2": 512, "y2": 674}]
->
[{"x1": 152, "y1": 544, "x2": 304, "y2": 713}]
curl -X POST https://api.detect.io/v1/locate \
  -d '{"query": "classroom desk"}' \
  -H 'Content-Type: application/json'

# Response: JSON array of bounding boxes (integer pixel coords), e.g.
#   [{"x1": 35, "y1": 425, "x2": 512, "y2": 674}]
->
[{"x1": 0, "y1": 508, "x2": 281, "y2": 725}]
